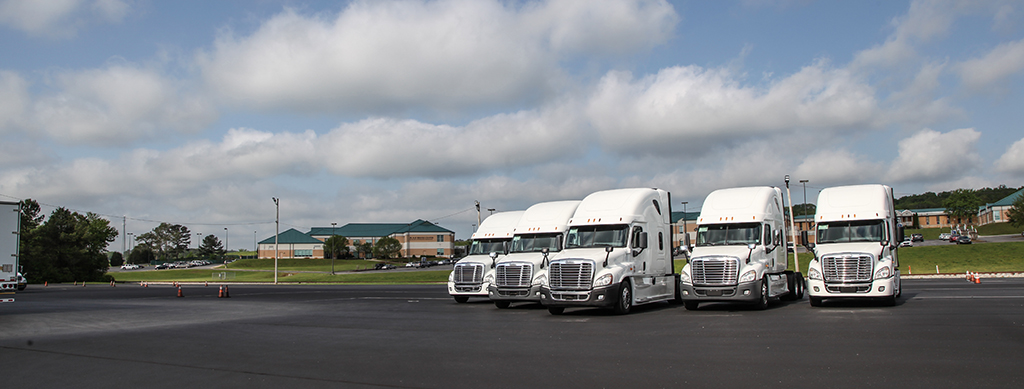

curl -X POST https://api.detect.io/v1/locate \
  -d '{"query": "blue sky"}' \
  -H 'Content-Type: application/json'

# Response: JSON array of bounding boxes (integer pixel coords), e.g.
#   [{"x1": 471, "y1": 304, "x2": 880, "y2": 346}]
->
[{"x1": 2, "y1": 0, "x2": 1024, "y2": 248}]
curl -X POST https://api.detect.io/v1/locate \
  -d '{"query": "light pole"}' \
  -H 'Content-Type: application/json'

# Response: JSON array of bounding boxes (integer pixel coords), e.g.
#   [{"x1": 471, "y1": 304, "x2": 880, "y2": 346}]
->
[
  {"x1": 224, "y1": 227, "x2": 229, "y2": 261},
  {"x1": 195, "y1": 232, "x2": 201, "y2": 251},
  {"x1": 681, "y1": 201, "x2": 689, "y2": 249},
  {"x1": 799, "y1": 179, "x2": 809, "y2": 237},
  {"x1": 253, "y1": 230, "x2": 257, "y2": 259},
  {"x1": 331, "y1": 222, "x2": 337, "y2": 275},
  {"x1": 273, "y1": 197, "x2": 279, "y2": 284},
  {"x1": 785, "y1": 175, "x2": 799, "y2": 271}
]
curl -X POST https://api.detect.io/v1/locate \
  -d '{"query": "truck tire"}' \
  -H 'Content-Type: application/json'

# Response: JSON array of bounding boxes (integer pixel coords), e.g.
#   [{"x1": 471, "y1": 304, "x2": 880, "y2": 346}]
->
[
  {"x1": 754, "y1": 276, "x2": 769, "y2": 310},
  {"x1": 782, "y1": 271, "x2": 797, "y2": 301},
  {"x1": 454, "y1": 296, "x2": 469, "y2": 303},
  {"x1": 683, "y1": 301, "x2": 699, "y2": 310},
  {"x1": 613, "y1": 280, "x2": 632, "y2": 315},
  {"x1": 494, "y1": 301, "x2": 510, "y2": 309},
  {"x1": 548, "y1": 307, "x2": 565, "y2": 315},
  {"x1": 809, "y1": 296, "x2": 822, "y2": 307},
  {"x1": 795, "y1": 273, "x2": 804, "y2": 299}
]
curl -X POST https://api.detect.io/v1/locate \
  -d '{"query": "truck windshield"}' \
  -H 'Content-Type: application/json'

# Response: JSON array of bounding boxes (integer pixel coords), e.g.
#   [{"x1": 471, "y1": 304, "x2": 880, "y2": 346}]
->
[
  {"x1": 468, "y1": 238, "x2": 509, "y2": 255},
  {"x1": 510, "y1": 233, "x2": 562, "y2": 253},
  {"x1": 565, "y1": 225, "x2": 628, "y2": 249},
  {"x1": 817, "y1": 220, "x2": 886, "y2": 243},
  {"x1": 696, "y1": 223, "x2": 762, "y2": 246}
]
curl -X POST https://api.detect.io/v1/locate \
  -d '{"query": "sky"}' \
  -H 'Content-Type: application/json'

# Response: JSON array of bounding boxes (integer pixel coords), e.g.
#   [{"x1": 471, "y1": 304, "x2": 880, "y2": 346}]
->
[{"x1": 2, "y1": 0, "x2": 1024, "y2": 250}]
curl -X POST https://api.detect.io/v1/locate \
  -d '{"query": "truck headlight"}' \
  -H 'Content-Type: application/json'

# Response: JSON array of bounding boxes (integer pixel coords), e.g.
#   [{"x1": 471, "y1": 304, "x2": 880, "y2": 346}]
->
[
  {"x1": 448, "y1": 271, "x2": 454, "y2": 282},
  {"x1": 679, "y1": 272, "x2": 691, "y2": 284},
  {"x1": 739, "y1": 270, "x2": 756, "y2": 283},
  {"x1": 484, "y1": 274, "x2": 494, "y2": 284},
  {"x1": 874, "y1": 266, "x2": 891, "y2": 279},
  {"x1": 807, "y1": 267, "x2": 822, "y2": 280},
  {"x1": 594, "y1": 273, "x2": 613, "y2": 287},
  {"x1": 533, "y1": 274, "x2": 547, "y2": 286}
]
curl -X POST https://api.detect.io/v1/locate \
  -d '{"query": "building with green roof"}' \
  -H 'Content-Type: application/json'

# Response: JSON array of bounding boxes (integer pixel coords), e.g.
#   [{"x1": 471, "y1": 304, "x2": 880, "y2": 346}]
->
[
  {"x1": 308, "y1": 219, "x2": 454, "y2": 259},
  {"x1": 979, "y1": 188, "x2": 1024, "y2": 225},
  {"x1": 257, "y1": 228, "x2": 326, "y2": 259}
]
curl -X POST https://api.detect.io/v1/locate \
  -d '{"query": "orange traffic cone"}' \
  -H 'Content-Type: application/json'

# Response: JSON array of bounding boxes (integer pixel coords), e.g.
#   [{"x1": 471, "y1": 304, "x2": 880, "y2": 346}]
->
[
  {"x1": 44, "y1": 281, "x2": 48, "y2": 287},
  {"x1": 975, "y1": 275, "x2": 981, "y2": 284},
  {"x1": 205, "y1": 281, "x2": 208, "y2": 287},
  {"x1": 218, "y1": 285, "x2": 224, "y2": 298},
  {"x1": 224, "y1": 285, "x2": 230, "y2": 298},
  {"x1": 177, "y1": 286, "x2": 183, "y2": 297}
]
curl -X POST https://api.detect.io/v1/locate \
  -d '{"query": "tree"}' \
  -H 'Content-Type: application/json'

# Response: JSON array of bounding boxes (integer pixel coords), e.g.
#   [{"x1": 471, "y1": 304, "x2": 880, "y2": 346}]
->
[
  {"x1": 109, "y1": 252, "x2": 124, "y2": 267},
  {"x1": 324, "y1": 235, "x2": 350, "y2": 259},
  {"x1": 355, "y1": 241, "x2": 374, "y2": 259},
  {"x1": 128, "y1": 246, "x2": 156, "y2": 265},
  {"x1": 198, "y1": 234, "x2": 224, "y2": 258},
  {"x1": 373, "y1": 237, "x2": 402, "y2": 259},
  {"x1": 1008, "y1": 194, "x2": 1024, "y2": 228},
  {"x1": 943, "y1": 189, "x2": 981, "y2": 225},
  {"x1": 19, "y1": 207, "x2": 118, "y2": 282},
  {"x1": 136, "y1": 223, "x2": 191, "y2": 261}
]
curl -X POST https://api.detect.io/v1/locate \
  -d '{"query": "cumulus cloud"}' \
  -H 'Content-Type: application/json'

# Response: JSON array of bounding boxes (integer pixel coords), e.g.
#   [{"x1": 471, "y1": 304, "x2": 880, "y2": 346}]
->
[
  {"x1": 0, "y1": 70, "x2": 28, "y2": 130},
  {"x1": 318, "y1": 103, "x2": 584, "y2": 177},
  {"x1": 957, "y1": 38, "x2": 1024, "y2": 91},
  {"x1": 793, "y1": 148, "x2": 883, "y2": 185},
  {"x1": 0, "y1": 0, "x2": 130, "y2": 38},
  {"x1": 586, "y1": 61, "x2": 881, "y2": 157},
  {"x1": 852, "y1": 0, "x2": 960, "y2": 69},
  {"x1": 886, "y1": 128, "x2": 981, "y2": 183},
  {"x1": 197, "y1": 0, "x2": 676, "y2": 114},
  {"x1": 994, "y1": 137, "x2": 1024, "y2": 176},
  {"x1": 26, "y1": 65, "x2": 217, "y2": 145}
]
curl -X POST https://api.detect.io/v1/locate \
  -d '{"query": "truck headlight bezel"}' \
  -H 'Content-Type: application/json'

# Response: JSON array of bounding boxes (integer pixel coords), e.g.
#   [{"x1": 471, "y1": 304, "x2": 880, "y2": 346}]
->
[
  {"x1": 679, "y1": 271, "x2": 691, "y2": 284},
  {"x1": 739, "y1": 270, "x2": 757, "y2": 283},
  {"x1": 807, "y1": 267, "x2": 822, "y2": 281},
  {"x1": 874, "y1": 265, "x2": 891, "y2": 279},
  {"x1": 594, "y1": 273, "x2": 613, "y2": 287}
]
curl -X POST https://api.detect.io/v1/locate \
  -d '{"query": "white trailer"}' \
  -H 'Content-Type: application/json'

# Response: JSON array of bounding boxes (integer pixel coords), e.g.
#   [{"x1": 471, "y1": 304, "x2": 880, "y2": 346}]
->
[
  {"x1": 540, "y1": 188, "x2": 677, "y2": 315},
  {"x1": 488, "y1": 200, "x2": 581, "y2": 309},
  {"x1": 448, "y1": 211, "x2": 525, "y2": 303},
  {"x1": 678, "y1": 187, "x2": 803, "y2": 310},
  {"x1": 802, "y1": 184, "x2": 903, "y2": 306},
  {"x1": 1, "y1": 201, "x2": 20, "y2": 303}
]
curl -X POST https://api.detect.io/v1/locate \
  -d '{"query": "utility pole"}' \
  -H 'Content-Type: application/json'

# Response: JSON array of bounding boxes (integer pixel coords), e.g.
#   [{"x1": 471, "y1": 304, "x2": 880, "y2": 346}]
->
[{"x1": 475, "y1": 200, "x2": 481, "y2": 228}]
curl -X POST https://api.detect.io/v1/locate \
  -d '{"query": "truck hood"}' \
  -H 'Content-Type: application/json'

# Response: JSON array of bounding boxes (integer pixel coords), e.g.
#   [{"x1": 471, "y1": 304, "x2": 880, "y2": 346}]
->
[
  {"x1": 553, "y1": 247, "x2": 627, "y2": 264},
  {"x1": 814, "y1": 242, "x2": 884, "y2": 259},
  {"x1": 689, "y1": 245, "x2": 755, "y2": 261},
  {"x1": 456, "y1": 254, "x2": 500, "y2": 266},
  {"x1": 498, "y1": 252, "x2": 547, "y2": 266}
]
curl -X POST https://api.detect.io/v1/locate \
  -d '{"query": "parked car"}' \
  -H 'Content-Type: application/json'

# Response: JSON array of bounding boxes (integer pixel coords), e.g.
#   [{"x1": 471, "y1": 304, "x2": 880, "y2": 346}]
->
[
  {"x1": 155, "y1": 263, "x2": 169, "y2": 269},
  {"x1": 17, "y1": 272, "x2": 26, "y2": 290},
  {"x1": 911, "y1": 233, "x2": 924, "y2": 242},
  {"x1": 899, "y1": 239, "x2": 913, "y2": 247},
  {"x1": 949, "y1": 233, "x2": 960, "y2": 243},
  {"x1": 405, "y1": 262, "x2": 416, "y2": 268},
  {"x1": 120, "y1": 264, "x2": 140, "y2": 270},
  {"x1": 956, "y1": 235, "x2": 972, "y2": 244},
  {"x1": 939, "y1": 233, "x2": 950, "y2": 241}
]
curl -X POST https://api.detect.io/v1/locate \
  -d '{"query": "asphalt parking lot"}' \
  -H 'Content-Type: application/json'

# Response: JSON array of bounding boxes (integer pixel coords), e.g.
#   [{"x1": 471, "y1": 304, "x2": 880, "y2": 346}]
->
[{"x1": 2, "y1": 279, "x2": 1023, "y2": 388}]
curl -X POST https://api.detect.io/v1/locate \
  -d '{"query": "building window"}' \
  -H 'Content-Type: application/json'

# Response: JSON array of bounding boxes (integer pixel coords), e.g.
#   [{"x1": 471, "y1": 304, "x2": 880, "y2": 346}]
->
[
  {"x1": 437, "y1": 235, "x2": 444, "y2": 242},
  {"x1": 995, "y1": 210, "x2": 1001, "y2": 221},
  {"x1": 294, "y1": 249, "x2": 312, "y2": 257},
  {"x1": 437, "y1": 248, "x2": 444, "y2": 256}
]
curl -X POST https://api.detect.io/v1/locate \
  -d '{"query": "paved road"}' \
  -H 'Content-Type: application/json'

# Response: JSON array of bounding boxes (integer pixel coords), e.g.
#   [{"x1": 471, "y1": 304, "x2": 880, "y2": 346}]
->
[{"x1": 2, "y1": 280, "x2": 1023, "y2": 388}]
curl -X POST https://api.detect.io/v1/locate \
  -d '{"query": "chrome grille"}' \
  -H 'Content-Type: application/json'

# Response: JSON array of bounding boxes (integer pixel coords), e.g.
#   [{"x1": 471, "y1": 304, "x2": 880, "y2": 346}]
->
[
  {"x1": 549, "y1": 261, "x2": 593, "y2": 290},
  {"x1": 691, "y1": 257, "x2": 739, "y2": 285},
  {"x1": 495, "y1": 262, "x2": 532, "y2": 288},
  {"x1": 822, "y1": 254, "x2": 873, "y2": 283},
  {"x1": 452, "y1": 263, "x2": 484, "y2": 284}
]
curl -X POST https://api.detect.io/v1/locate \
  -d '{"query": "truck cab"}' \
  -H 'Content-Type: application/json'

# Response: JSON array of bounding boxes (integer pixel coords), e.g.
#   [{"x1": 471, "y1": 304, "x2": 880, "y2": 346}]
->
[
  {"x1": 803, "y1": 184, "x2": 902, "y2": 306},
  {"x1": 448, "y1": 211, "x2": 524, "y2": 303},
  {"x1": 539, "y1": 188, "x2": 677, "y2": 315},
  {"x1": 1, "y1": 201, "x2": 20, "y2": 303},
  {"x1": 678, "y1": 187, "x2": 803, "y2": 310},
  {"x1": 489, "y1": 200, "x2": 581, "y2": 309}
]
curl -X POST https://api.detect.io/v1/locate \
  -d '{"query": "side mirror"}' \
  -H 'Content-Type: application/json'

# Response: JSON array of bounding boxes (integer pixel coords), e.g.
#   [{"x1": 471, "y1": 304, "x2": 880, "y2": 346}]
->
[
  {"x1": 800, "y1": 230, "x2": 815, "y2": 250},
  {"x1": 897, "y1": 224, "x2": 906, "y2": 244},
  {"x1": 604, "y1": 246, "x2": 613, "y2": 267},
  {"x1": 745, "y1": 243, "x2": 756, "y2": 264},
  {"x1": 541, "y1": 248, "x2": 549, "y2": 269},
  {"x1": 632, "y1": 232, "x2": 648, "y2": 257},
  {"x1": 489, "y1": 251, "x2": 498, "y2": 268},
  {"x1": 683, "y1": 233, "x2": 692, "y2": 252}
]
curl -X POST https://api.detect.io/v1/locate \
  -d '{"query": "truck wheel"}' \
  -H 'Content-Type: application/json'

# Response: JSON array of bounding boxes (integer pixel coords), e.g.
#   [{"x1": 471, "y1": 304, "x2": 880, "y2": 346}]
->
[
  {"x1": 683, "y1": 301, "x2": 699, "y2": 310},
  {"x1": 613, "y1": 280, "x2": 632, "y2": 315},
  {"x1": 795, "y1": 273, "x2": 804, "y2": 299},
  {"x1": 494, "y1": 301, "x2": 511, "y2": 309},
  {"x1": 809, "y1": 296, "x2": 822, "y2": 307},
  {"x1": 782, "y1": 271, "x2": 797, "y2": 301},
  {"x1": 454, "y1": 296, "x2": 469, "y2": 303},
  {"x1": 755, "y1": 277, "x2": 769, "y2": 310},
  {"x1": 548, "y1": 307, "x2": 565, "y2": 315}
]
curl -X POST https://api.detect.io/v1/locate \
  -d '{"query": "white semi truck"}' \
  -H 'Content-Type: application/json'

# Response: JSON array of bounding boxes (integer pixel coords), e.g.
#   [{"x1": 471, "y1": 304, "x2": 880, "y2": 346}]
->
[
  {"x1": 1, "y1": 201, "x2": 21, "y2": 303},
  {"x1": 489, "y1": 200, "x2": 581, "y2": 309},
  {"x1": 448, "y1": 210, "x2": 525, "y2": 303},
  {"x1": 539, "y1": 188, "x2": 677, "y2": 315},
  {"x1": 802, "y1": 184, "x2": 903, "y2": 306},
  {"x1": 678, "y1": 187, "x2": 803, "y2": 310}
]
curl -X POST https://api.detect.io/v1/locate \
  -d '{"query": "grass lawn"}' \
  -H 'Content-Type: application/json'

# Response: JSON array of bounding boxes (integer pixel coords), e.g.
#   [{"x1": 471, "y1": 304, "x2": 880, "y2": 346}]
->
[
  {"x1": 899, "y1": 241, "x2": 1024, "y2": 274},
  {"x1": 224, "y1": 258, "x2": 388, "y2": 272}
]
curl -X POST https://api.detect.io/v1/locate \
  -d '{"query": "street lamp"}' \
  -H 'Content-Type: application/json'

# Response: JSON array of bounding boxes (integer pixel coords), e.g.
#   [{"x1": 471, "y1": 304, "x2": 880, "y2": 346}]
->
[
  {"x1": 331, "y1": 222, "x2": 337, "y2": 275},
  {"x1": 253, "y1": 230, "x2": 257, "y2": 259},
  {"x1": 799, "y1": 179, "x2": 809, "y2": 216},
  {"x1": 785, "y1": 175, "x2": 799, "y2": 270},
  {"x1": 681, "y1": 201, "x2": 689, "y2": 249},
  {"x1": 273, "y1": 197, "x2": 279, "y2": 284},
  {"x1": 487, "y1": 208, "x2": 496, "y2": 216},
  {"x1": 224, "y1": 227, "x2": 229, "y2": 260}
]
